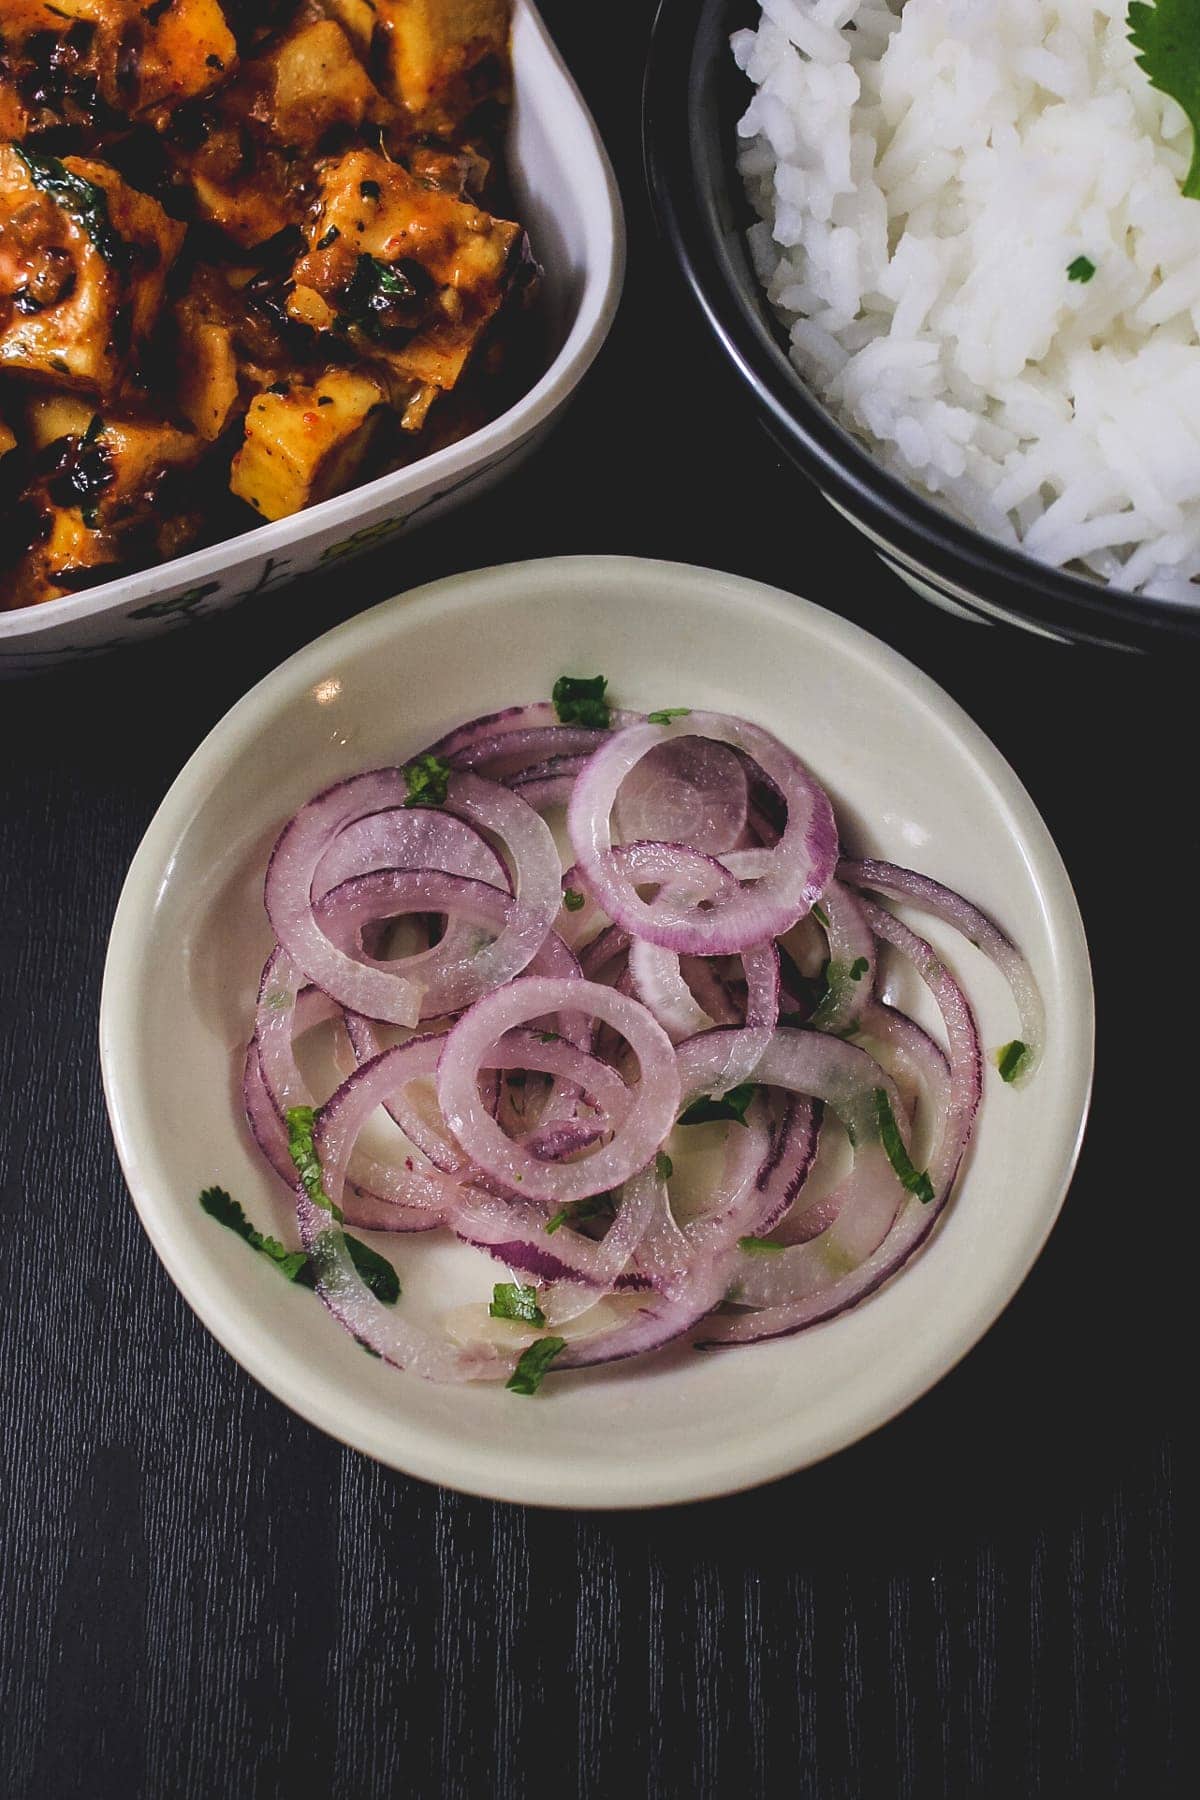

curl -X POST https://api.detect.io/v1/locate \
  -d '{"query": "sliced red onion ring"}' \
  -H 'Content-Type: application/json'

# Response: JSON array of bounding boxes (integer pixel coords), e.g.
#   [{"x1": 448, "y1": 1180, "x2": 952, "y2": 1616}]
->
[
  {"x1": 840, "y1": 858, "x2": 1044, "y2": 1081},
  {"x1": 568, "y1": 713, "x2": 838, "y2": 953},
  {"x1": 437, "y1": 978, "x2": 680, "y2": 1203},
  {"x1": 614, "y1": 736, "x2": 748, "y2": 853},
  {"x1": 807, "y1": 880, "x2": 876, "y2": 1035},
  {"x1": 698, "y1": 908, "x2": 982, "y2": 1343},
  {"x1": 265, "y1": 769, "x2": 560, "y2": 1026}
]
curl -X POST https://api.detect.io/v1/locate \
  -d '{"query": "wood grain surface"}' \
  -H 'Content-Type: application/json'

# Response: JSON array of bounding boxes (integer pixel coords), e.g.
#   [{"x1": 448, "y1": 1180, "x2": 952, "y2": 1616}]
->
[{"x1": 0, "y1": 4, "x2": 1180, "y2": 1794}]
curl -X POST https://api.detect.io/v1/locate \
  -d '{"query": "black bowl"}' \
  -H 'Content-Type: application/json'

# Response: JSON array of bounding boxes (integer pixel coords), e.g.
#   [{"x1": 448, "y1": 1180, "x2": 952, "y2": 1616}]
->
[{"x1": 643, "y1": 0, "x2": 1200, "y2": 652}]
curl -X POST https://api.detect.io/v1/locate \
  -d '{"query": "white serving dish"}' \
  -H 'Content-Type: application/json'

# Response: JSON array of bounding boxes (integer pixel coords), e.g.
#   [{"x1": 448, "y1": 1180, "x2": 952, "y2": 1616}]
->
[
  {"x1": 100, "y1": 555, "x2": 1094, "y2": 1508},
  {"x1": 0, "y1": 2, "x2": 624, "y2": 676}
]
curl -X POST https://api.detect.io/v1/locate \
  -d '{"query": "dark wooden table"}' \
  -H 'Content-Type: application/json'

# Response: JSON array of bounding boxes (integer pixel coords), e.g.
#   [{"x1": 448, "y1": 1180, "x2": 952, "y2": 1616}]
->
[{"x1": 0, "y1": 5, "x2": 1181, "y2": 1795}]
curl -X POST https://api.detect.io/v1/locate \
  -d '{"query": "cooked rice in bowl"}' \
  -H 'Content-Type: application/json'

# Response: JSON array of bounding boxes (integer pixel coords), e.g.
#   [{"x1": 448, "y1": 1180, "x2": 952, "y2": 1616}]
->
[{"x1": 734, "y1": 0, "x2": 1200, "y2": 602}]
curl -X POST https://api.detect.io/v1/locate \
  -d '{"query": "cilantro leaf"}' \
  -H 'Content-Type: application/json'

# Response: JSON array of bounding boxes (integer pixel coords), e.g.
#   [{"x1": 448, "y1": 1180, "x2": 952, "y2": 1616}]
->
[
  {"x1": 655, "y1": 1150, "x2": 673, "y2": 1181},
  {"x1": 812, "y1": 902, "x2": 831, "y2": 929},
  {"x1": 552, "y1": 674, "x2": 610, "y2": 729},
  {"x1": 562, "y1": 887, "x2": 586, "y2": 912},
  {"x1": 849, "y1": 956, "x2": 869, "y2": 981},
  {"x1": 737, "y1": 1236, "x2": 786, "y2": 1255},
  {"x1": 678, "y1": 1082, "x2": 758, "y2": 1128},
  {"x1": 345, "y1": 1234, "x2": 401, "y2": 1305},
  {"x1": 873, "y1": 1089, "x2": 935, "y2": 1204},
  {"x1": 403, "y1": 753, "x2": 451, "y2": 808},
  {"x1": 489, "y1": 1282, "x2": 547, "y2": 1325},
  {"x1": 199, "y1": 1186, "x2": 316, "y2": 1287},
  {"x1": 647, "y1": 707, "x2": 691, "y2": 725},
  {"x1": 545, "y1": 1192, "x2": 615, "y2": 1235},
  {"x1": 13, "y1": 146, "x2": 129, "y2": 267},
  {"x1": 506, "y1": 1335, "x2": 567, "y2": 1394},
  {"x1": 1067, "y1": 255, "x2": 1097, "y2": 282},
  {"x1": 1128, "y1": 0, "x2": 1200, "y2": 198},
  {"x1": 286, "y1": 1106, "x2": 342, "y2": 1219},
  {"x1": 995, "y1": 1039, "x2": 1030, "y2": 1084}
]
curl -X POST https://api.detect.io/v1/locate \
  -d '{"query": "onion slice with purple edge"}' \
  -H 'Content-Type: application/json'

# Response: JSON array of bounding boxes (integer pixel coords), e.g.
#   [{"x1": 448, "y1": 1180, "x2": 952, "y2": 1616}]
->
[
  {"x1": 222, "y1": 687, "x2": 1043, "y2": 1390},
  {"x1": 839, "y1": 857, "x2": 1044, "y2": 1081},
  {"x1": 697, "y1": 904, "x2": 983, "y2": 1344},
  {"x1": 568, "y1": 714, "x2": 838, "y2": 954},
  {"x1": 437, "y1": 977, "x2": 680, "y2": 1203},
  {"x1": 264, "y1": 769, "x2": 561, "y2": 1026}
]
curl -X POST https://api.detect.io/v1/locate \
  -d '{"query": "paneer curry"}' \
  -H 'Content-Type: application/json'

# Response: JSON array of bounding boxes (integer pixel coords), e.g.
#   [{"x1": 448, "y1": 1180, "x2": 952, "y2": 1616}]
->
[{"x1": 0, "y1": 0, "x2": 536, "y2": 610}]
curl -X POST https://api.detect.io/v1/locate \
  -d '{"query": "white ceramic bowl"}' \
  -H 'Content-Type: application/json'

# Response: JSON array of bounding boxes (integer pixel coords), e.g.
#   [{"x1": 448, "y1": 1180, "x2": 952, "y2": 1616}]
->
[
  {"x1": 0, "y1": 3, "x2": 623, "y2": 676},
  {"x1": 100, "y1": 556, "x2": 1094, "y2": 1507}
]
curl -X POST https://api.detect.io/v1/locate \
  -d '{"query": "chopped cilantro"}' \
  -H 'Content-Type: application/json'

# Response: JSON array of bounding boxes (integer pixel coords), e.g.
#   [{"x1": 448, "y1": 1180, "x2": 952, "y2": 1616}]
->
[
  {"x1": 13, "y1": 146, "x2": 129, "y2": 268},
  {"x1": 1067, "y1": 255, "x2": 1096, "y2": 282},
  {"x1": 737, "y1": 1236, "x2": 786, "y2": 1255},
  {"x1": 678, "y1": 1082, "x2": 758, "y2": 1127},
  {"x1": 1128, "y1": 0, "x2": 1200, "y2": 198},
  {"x1": 489, "y1": 1282, "x2": 547, "y2": 1325},
  {"x1": 506, "y1": 1336, "x2": 566, "y2": 1394},
  {"x1": 995, "y1": 1039, "x2": 1030, "y2": 1083},
  {"x1": 537, "y1": 1030, "x2": 562, "y2": 1044},
  {"x1": 655, "y1": 1150, "x2": 673, "y2": 1181},
  {"x1": 285, "y1": 1107, "x2": 341, "y2": 1219},
  {"x1": 545, "y1": 1192, "x2": 615, "y2": 1235},
  {"x1": 873, "y1": 1089, "x2": 934, "y2": 1204},
  {"x1": 812, "y1": 902, "x2": 831, "y2": 929},
  {"x1": 198, "y1": 1185, "x2": 399, "y2": 1303},
  {"x1": 647, "y1": 707, "x2": 691, "y2": 725},
  {"x1": 344, "y1": 1234, "x2": 401, "y2": 1304},
  {"x1": 199, "y1": 1186, "x2": 312, "y2": 1283},
  {"x1": 552, "y1": 674, "x2": 610, "y2": 729},
  {"x1": 562, "y1": 887, "x2": 586, "y2": 912},
  {"x1": 848, "y1": 956, "x2": 869, "y2": 980},
  {"x1": 403, "y1": 752, "x2": 451, "y2": 807}
]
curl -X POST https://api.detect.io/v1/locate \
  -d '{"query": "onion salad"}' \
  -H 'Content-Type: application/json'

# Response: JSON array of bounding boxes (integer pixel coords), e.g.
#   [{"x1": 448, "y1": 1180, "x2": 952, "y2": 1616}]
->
[{"x1": 199, "y1": 675, "x2": 1043, "y2": 1395}]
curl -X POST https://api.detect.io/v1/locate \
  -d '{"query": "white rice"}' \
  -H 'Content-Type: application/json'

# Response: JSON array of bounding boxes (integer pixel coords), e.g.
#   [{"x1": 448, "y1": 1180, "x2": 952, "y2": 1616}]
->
[{"x1": 734, "y1": 0, "x2": 1200, "y2": 600}]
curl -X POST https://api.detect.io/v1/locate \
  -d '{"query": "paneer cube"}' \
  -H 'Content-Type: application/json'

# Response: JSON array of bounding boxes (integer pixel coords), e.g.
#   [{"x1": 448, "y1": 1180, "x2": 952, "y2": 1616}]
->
[
  {"x1": 292, "y1": 148, "x2": 519, "y2": 395},
  {"x1": 0, "y1": 0, "x2": 235, "y2": 131},
  {"x1": 320, "y1": 0, "x2": 379, "y2": 58},
  {"x1": 229, "y1": 370, "x2": 387, "y2": 520},
  {"x1": 271, "y1": 19, "x2": 386, "y2": 150},
  {"x1": 372, "y1": 0, "x2": 510, "y2": 134},
  {"x1": 0, "y1": 146, "x2": 185, "y2": 397},
  {"x1": 22, "y1": 392, "x2": 203, "y2": 533},
  {"x1": 132, "y1": 0, "x2": 239, "y2": 118}
]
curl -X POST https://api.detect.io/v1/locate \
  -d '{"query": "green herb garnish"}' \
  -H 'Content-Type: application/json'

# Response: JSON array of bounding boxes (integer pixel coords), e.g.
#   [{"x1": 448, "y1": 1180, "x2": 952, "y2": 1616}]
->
[
  {"x1": 286, "y1": 1105, "x2": 341, "y2": 1218},
  {"x1": 336, "y1": 253, "x2": 423, "y2": 339},
  {"x1": 545, "y1": 1192, "x2": 615, "y2": 1235},
  {"x1": 199, "y1": 1184, "x2": 399, "y2": 1303},
  {"x1": 1067, "y1": 255, "x2": 1096, "y2": 282},
  {"x1": 678, "y1": 1082, "x2": 758, "y2": 1128},
  {"x1": 647, "y1": 707, "x2": 691, "y2": 725},
  {"x1": 402, "y1": 752, "x2": 451, "y2": 807},
  {"x1": 737, "y1": 1236, "x2": 786, "y2": 1255},
  {"x1": 1129, "y1": 0, "x2": 1200, "y2": 198},
  {"x1": 562, "y1": 887, "x2": 586, "y2": 912},
  {"x1": 489, "y1": 1282, "x2": 547, "y2": 1325},
  {"x1": 199, "y1": 1186, "x2": 312, "y2": 1283},
  {"x1": 848, "y1": 956, "x2": 869, "y2": 980},
  {"x1": 655, "y1": 1150, "x2": 673, "y2": 1181},
  {"x1": 995, "y1": 1039, "x2": 1030, "y2": 1083},
  {"x1": 506, "y1": 1335, "x2": 566, "y2": 1394},
  {"x1": 552, "y1": 674, "x2": 610, "y2": 729},
  {"x1": 537, "y1": 1030, "x2": 562, "y2": 1043},
  {"x1": 812, "y1": 902, "x2": 831, "y2": 929},
  {"x1": 873, "y1": 1089, "x2": 934, "y2": 1204},
  {"x1": 13, "y1": 145, "x2": 128, "y2": 268}
]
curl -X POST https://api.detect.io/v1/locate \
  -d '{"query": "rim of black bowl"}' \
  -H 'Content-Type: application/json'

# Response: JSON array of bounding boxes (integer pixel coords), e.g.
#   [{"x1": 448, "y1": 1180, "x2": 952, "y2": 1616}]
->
[{"x1": 643, "y1": 0, "x2": 1200, "y2": 652}]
